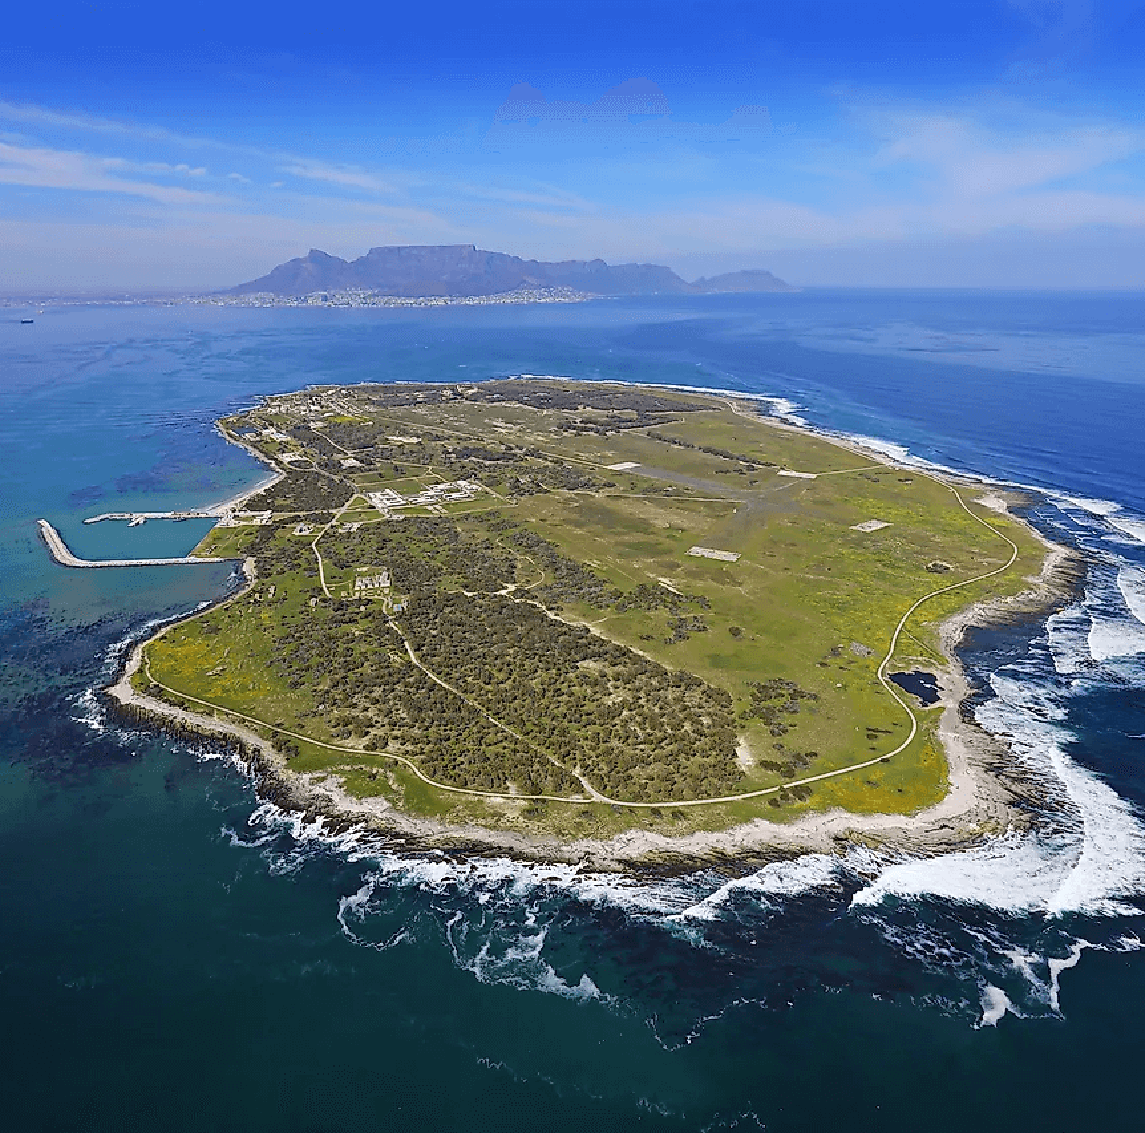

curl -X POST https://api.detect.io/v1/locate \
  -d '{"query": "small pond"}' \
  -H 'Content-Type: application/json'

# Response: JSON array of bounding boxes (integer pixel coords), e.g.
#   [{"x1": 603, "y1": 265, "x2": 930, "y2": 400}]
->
[{"x1": 887, "y1": 670, "x2": 940, "y2": 705}]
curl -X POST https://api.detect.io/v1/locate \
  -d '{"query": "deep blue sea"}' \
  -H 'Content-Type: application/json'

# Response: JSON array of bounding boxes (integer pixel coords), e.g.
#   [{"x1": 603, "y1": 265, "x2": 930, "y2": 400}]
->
[{"x1": 3, "y1": 290, "x2": 1145, "y2": 1131}]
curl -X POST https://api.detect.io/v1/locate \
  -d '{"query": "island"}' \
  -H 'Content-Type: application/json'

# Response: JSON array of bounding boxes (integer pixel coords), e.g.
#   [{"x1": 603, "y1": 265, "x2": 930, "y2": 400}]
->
[{"x1": 98, "y1": 379, "x2": 1075, "y2": 869}]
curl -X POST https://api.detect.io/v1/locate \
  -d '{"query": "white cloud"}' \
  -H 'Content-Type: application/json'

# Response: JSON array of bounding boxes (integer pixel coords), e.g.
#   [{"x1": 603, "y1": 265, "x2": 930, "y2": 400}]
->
[
  {"x1": 281, "y1": 160, "x2": 395, "y2": 194},
  {"x1": 494, "y1": 158, "x2": 1145, "y2": 264},
  {"x1": 102, "y1": 158, "x2": 209, "y2": 178},
  {"x1": 457, "y1": 182, "x2": 594, "y2": 209},
  {"x1": 0, "y1": 99, "x2": 196, "y2": 143},
  {"x1": 871, "y1": 112, "x2": 1139, "y2": 199},
  {"x1": 2, "y1": 88, "x2": 1144, "y2": 290},
  {"x1": 485, "y1": 78, "x2": 773, "y2": 151},
  {"x1": 0, "y1": 140, "x2": 229, "y2": 206}
]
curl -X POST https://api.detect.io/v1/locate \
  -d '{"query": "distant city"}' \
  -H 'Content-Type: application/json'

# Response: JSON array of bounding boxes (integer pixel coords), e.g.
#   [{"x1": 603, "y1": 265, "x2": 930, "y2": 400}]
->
[{"x1": 189, "y1": 285, "x2": 592, "y2": 309}]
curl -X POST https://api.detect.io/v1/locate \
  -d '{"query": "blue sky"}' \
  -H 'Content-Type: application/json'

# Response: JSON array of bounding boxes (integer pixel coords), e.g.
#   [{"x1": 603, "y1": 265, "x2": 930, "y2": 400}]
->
[{"x1": 2, "y1": 0, "x2": 1145, "y2": 290}]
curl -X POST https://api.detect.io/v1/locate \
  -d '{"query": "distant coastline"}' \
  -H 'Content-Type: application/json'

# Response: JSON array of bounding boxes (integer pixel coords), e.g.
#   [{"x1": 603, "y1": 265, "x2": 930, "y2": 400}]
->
[
  {"x1": 188, "y1": 285, "x2": 594, "y2": 310},
  {"x1": 1, "y1": 245, "x2": 798, "y2": 311},
  {"x1": 226, "y1": 244, "x2": 797, "y2": 300},
  {"x1": 0, "y1": 287, "x2": 591, "y2": 311}
]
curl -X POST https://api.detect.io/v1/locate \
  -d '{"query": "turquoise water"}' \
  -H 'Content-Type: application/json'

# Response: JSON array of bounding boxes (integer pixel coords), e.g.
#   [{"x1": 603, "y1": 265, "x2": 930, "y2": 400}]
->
[{"x1": 3, "y1": 293, "x2": 1145, "y2": 1130}]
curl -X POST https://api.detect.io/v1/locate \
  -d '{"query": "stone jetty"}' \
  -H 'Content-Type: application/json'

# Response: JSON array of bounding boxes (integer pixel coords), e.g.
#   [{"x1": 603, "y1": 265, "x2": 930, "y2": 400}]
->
[{"x1": 38, "y1": 520, "x2": 223, "y2": 568}]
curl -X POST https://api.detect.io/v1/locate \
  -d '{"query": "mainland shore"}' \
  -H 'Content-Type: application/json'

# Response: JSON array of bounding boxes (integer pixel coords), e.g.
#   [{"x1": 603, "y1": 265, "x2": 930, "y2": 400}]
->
[{"x1": 100, "y1": 397, "x2": 1084, "y2": 873}]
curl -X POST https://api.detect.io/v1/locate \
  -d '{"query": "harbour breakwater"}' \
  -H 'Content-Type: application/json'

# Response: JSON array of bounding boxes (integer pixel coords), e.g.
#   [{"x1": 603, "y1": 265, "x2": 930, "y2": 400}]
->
[
  {"x1": 83, "y1": 510, "x2": 222, "y2": 525},
  {"x1": 38, "y1": 519, "x2": 222, "y2": 568}
]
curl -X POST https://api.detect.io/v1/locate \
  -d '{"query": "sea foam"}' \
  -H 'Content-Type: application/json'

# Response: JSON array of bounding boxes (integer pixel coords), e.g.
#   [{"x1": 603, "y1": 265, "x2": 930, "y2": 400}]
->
[
  {"x1": 978, "y1": 984, "x2": 1015, "y2": 1027},
  {"x1": 853, "y1": 658, "x2": 1145, "y2": 918},
  {"x1": 673, "y1": 853, "x2": 856, "y2": 922},
  {"x1": 1063, "y1": 496, "x2": 1124, "y2": 518},
  {"x1": 1086, "y1": 561, "x2": 1145, "y2": 660},
  {"x1": 1110, "y1": 516, "x2": 1145, "y2": 545},
  {"x1": 1118, "y1": 566, "x2": 1145, "y2": 626}
]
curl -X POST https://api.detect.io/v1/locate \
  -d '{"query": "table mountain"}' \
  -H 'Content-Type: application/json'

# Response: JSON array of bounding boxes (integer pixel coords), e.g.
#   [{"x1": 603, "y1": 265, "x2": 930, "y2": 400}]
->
[{"x1": 230, "y1": 245, "x2": 794, "y2": 297}]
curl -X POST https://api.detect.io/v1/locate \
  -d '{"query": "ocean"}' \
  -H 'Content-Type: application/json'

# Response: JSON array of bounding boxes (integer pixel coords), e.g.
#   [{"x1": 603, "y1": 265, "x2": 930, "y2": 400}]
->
[{"x1": 3, "y1": 290, "x2": 1145, "y2": 1131}]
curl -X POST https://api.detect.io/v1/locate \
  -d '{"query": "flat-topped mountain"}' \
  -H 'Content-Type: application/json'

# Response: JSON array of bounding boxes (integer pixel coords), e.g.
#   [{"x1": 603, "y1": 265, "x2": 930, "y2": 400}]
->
[{"x1": 230, "y1": 245, "x2": 795, "y2": 297}]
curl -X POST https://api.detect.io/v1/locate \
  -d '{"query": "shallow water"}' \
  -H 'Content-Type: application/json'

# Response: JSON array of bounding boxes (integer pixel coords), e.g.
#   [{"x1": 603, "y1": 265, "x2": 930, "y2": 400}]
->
[{"x1": 3, "y1": 292, "x2": 1145, "y2": 1130}]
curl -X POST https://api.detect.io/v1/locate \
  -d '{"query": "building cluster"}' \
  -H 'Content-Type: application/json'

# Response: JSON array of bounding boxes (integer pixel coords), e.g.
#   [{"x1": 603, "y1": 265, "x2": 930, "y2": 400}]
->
[
  {"x1": 354, "y1": 570, "x2": 391, "y2": 591},
  {"x1": 366, "y1": 479, "x2": 483, "y2": 514},
  {"x1": 217, "y1": 510, "x2": 271, "y2": 528},
  {"x1": 189, "y1": 287, "x2": 590, "y2": 310}
]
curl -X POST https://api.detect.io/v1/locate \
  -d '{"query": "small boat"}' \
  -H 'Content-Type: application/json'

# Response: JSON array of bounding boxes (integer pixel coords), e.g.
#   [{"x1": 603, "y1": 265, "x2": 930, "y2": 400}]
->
[{"x1": 20, "y1": 318, "x2": 34, "y2": 324}]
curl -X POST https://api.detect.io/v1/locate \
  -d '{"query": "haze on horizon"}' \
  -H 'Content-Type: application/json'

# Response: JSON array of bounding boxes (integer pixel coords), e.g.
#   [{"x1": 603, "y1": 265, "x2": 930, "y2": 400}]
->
[{"x1": 2, "y1": 0, "x2": 1144, "y2": 293}]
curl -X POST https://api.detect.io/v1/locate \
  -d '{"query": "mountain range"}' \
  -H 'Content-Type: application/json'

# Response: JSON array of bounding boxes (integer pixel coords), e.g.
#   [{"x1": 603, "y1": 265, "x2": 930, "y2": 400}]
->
[{"x1": 230, "y1": 245, "x2": 794, "y2": 297}]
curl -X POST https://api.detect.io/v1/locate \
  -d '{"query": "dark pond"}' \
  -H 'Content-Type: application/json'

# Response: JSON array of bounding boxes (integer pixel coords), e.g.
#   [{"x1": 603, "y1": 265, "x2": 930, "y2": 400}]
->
[{"x1": 888, "y1": 670, "x2": 940, "y2": 705}]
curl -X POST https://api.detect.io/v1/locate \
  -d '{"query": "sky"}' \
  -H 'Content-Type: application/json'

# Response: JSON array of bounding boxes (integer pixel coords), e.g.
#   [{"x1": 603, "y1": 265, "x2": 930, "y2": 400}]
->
[{"x1": 2, "y1": 0, "x2": 1145, "y2": 291}]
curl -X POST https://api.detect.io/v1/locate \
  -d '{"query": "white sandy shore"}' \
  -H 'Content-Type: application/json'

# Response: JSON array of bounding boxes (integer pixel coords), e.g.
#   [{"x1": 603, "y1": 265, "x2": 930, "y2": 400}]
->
[
  {"x1": 104, "y1": 452, "x2": 1078, "y2": 871},
  {"x1": 202, "y1": 425, "x2": 285, "y2": 515}
]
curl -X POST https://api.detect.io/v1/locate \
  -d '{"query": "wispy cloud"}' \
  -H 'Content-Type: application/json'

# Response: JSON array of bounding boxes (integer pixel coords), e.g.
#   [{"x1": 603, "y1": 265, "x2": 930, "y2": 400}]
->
[
  {"x1": 495, "y1": 95, "x2": 1145, "y2": 260},
  {"x1": 485, "y1": 78, "x2": 774, "y2": 152},
  {"x1": 0, "y1": 140, "x2": 229, "y2": 205},
  {"x1": 0, "y1": 99, "x2": 199, "y2": 143},
  {"x1": 103, "y1": 158, "x2": 208, "y2": 177},
  {"x1": 281, "y1": 160, "x2": 395, "y2": 194},
  {"x1": 1003, "y1": 0, "x2": 1097, "y2": 80},
  {"x1": 457, "y1": 182, "x2": 594, "y2": 209},
  {"x1": 869, "y1": 110, "x2": 1140, "y2": 199}
]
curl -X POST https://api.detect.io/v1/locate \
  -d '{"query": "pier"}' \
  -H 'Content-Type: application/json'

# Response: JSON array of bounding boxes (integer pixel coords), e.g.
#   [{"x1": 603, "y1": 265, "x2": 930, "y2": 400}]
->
[
  {"x1": 83, "y1": 509, "x2": 222, "y2": 525},
  {"x1": 38, "y1": 520, "x2": 224, "y2": 568}
]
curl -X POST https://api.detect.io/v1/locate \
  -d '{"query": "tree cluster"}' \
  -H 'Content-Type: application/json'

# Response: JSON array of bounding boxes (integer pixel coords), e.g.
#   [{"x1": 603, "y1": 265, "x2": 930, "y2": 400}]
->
[
  {"x1": 263, "y1": 597, "x2": 578, "y2": 795},
  {"x1": 741, "y1": 678, "x2": 819, "y2": 737},
  {"x1": 324, "y1": 517, "x2": 517, "y2": 594},
  {"x1": 398, "y1": 590, "x2": 742, "y2": 801},
  {"x1": 615, "y1": 582, "x2": 710, "y2": 616},
  {"x1": 756, "y1": 741, "x2": 820, "y2": 779},
  {"x1": 508, "y1": 530, "x2": 620, "y2": 609},
  {"x1": 246, "y1": 472, "x2": 353, "y2": 514},
  {"x1": 665, "y1": 615, "x2": 710, "y2": 643}
]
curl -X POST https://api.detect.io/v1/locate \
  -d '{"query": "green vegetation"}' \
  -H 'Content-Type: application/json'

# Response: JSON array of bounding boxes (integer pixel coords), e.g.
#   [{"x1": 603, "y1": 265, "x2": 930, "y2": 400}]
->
[
  {"x1": 245, "y1": 470, "x2": 353, "y2": 513},
  {"x1": 141, "y1": 379, "x2": 1045, "y2": 838}
]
